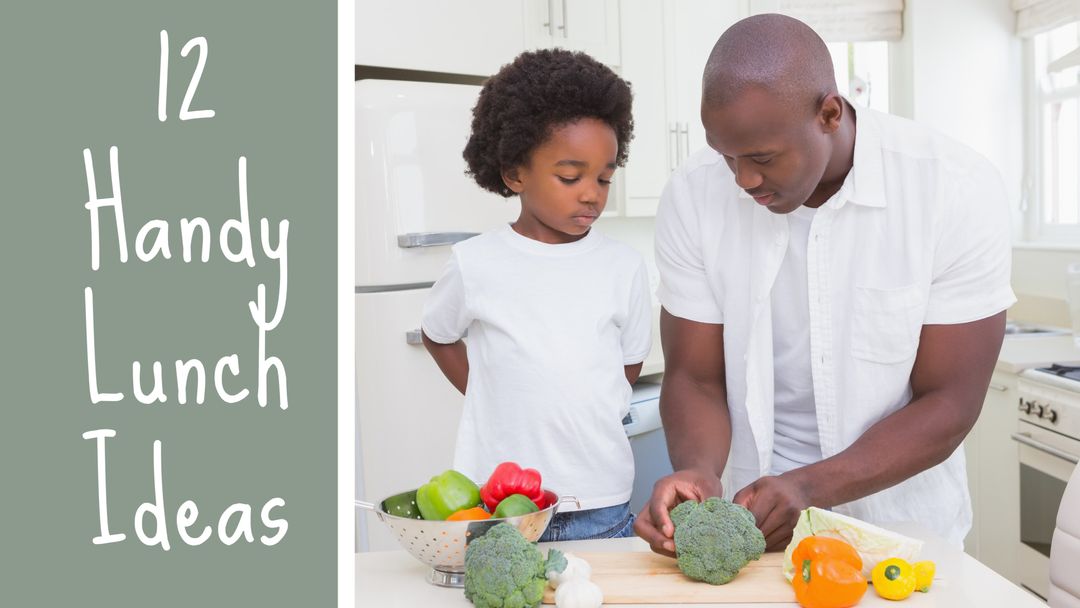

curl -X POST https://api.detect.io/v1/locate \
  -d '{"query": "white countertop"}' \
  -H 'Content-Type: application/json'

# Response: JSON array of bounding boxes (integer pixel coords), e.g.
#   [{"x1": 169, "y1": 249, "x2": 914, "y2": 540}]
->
[
  {"x1": 355, "y1": 523, "x2": 1044, "y2": 607},
  {"x1": 997, "y1": 333, "x2": 1080, "y2": 374}
]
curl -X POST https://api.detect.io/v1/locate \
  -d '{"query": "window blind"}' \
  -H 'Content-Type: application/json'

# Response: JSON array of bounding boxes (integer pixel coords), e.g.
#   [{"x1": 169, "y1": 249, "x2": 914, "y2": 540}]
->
[
  {"x1": 1014, "y1": 0, "x2": 1080, "y2": 38},
  {"x1": 749, "y1": 0, "x2": 904, "y2": 42}
]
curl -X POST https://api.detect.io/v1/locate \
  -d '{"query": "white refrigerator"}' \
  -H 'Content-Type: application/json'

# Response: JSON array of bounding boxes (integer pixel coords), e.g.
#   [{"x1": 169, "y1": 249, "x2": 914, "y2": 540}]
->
[{"x1": 354, "y1": 79, "x2": 519, "y2": 551}]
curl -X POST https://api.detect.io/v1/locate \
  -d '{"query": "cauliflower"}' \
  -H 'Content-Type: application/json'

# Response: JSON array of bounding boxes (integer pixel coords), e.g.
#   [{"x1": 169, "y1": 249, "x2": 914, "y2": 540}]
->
[
  {"x1": 464, "y1": 523, "x2": 549, "y2": 608},
  {"x1": 670, "y1": 497, "x2": 766, "y2": 585}
]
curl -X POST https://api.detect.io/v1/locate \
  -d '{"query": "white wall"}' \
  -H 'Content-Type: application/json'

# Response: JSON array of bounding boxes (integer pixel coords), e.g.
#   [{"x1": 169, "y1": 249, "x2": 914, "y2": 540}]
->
[{"x1": 903, "y1": 0, "x2": 1025, "y2": 226}]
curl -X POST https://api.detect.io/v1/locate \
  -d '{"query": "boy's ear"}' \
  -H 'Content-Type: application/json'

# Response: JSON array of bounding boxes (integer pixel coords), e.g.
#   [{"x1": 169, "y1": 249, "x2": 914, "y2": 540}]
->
[{"x1": 501, "y1": 167, "x2": 525, "y2": 194}]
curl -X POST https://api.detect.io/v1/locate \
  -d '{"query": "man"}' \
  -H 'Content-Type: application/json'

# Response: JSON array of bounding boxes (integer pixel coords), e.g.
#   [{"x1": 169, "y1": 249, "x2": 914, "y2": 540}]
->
[{"x1": 635, "y1": 14, "x2": 1015, "y2": 555}]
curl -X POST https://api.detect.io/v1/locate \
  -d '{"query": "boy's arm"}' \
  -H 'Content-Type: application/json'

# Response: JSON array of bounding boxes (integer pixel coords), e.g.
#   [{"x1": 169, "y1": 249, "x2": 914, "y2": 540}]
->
[{"x1": 422, "y1": 331, "x2": 469, "y2": 395}]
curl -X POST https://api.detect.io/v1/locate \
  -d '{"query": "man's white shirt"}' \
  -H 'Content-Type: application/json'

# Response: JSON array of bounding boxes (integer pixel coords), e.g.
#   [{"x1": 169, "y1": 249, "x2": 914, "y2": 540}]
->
[{"x1": 655, "y1": 104, "x2": 1016, "y2": 546}]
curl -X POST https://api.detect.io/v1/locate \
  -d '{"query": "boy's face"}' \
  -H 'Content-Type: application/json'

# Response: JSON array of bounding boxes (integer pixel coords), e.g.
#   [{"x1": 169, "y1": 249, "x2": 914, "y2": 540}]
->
[{"x1": 502, "y1": 118, "x2": 618, "y2": 244}]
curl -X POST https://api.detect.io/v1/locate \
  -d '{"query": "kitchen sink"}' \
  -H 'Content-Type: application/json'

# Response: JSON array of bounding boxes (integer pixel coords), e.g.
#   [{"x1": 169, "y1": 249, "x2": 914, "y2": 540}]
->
[{"x1": 1004, "y1": 322, "x2": 1070, "y2": 338}]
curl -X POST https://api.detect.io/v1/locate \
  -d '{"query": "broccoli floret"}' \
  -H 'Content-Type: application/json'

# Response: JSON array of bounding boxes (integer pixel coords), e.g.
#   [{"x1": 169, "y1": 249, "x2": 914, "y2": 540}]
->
[
  {"x1": 464, "y1": 523, "x2": 548, "y2": 608},
  {"x1": 670, "y1": 497, "x2": 766, "y2": 585}
]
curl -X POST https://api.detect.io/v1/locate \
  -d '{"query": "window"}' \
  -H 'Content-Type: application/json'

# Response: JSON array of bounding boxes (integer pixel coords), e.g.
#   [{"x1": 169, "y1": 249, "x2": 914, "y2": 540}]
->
[
  {"x1": 1030, "y1": 21, "x2": 1080, "y2": 241},
  {"x1": 828, "y1": 41, "x2": 890, "y2": 113}
]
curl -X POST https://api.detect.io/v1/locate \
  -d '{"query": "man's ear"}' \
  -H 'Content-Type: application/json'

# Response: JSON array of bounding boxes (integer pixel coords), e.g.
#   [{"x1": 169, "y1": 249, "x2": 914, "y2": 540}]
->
[
  {"x1": 501, "y1": 166, "x2": 525, "y2": 194},
  {"x1": 818, "y1": 94, "x2": 844, "y2": 134}
]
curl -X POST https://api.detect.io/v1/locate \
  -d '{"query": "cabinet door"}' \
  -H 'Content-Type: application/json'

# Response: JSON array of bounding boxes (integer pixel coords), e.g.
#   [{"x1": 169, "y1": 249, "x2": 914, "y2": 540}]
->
[
  {"x1": 356, "y1": 1, "x2": 527, "y2": 75},
  {"x1": 560, "y1": 0, "x2": 621, "y2": 65},
  {"x1": 619, "y1": 0, "x2": 671, "y2": 215},
  {"x1": 666, "y1": 0, "x2": 744, "y2": 156},
  {"x1": 526, "y1": 0, "x2": 620, "y2": 67},
  {"x1": 975, "y1": 371, "x2": 1021, "y2": 583}
]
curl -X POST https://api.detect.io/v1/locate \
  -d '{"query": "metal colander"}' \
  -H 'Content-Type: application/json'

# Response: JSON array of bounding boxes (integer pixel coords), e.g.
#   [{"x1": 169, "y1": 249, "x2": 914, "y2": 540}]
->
[{"x1": 356, "y1": 489, "x2": 578, "y2": 587}]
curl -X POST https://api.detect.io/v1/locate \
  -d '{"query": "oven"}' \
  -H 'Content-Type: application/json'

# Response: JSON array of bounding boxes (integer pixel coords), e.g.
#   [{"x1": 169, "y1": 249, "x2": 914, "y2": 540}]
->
[{"x1": 1014, "y1": 366, "x2": 1080, "y2": 600}]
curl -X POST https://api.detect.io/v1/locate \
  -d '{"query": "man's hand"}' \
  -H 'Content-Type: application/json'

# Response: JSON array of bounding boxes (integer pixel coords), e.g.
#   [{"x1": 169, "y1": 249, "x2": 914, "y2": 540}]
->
[
  {"x1": 732, "y1": 472, "x2": 811, "y2": 551},
  {"x1": 634, "y1": 468, "x2": 722, "y2": 557}
]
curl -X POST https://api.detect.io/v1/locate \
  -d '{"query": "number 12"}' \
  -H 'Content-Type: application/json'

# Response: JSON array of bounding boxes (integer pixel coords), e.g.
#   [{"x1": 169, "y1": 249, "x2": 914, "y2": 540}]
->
[{"x1": 158, "y1": 30, "x2": 215, "y2": 122}]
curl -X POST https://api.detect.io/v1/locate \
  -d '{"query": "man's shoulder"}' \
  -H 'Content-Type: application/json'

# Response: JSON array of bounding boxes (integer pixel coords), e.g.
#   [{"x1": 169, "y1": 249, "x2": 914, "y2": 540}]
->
[
  {"x1": 675, "y1": 146, "x2": 731, "y2": 182},
  {"x1": 869, "y1": 108, "x2": 999, "y2": 179},
  {"x1": 665, "y1": 147, "x2": 739, "y2": 205}
]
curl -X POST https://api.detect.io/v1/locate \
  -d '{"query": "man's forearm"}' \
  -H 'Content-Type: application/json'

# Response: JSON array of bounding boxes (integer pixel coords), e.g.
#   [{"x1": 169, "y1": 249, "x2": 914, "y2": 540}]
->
[
  {"x1": 660, "y1": 372, "x2": 733, "y2": 478},
  {"x1": 788, "y1": 389, "x2": 979, "y2": 509}
]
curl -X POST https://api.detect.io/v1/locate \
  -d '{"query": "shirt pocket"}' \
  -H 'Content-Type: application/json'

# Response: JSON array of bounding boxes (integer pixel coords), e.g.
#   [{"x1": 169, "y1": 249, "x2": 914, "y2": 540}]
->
[{"x1": 851, "y1": 284, "x2": 925, "y2": 364}]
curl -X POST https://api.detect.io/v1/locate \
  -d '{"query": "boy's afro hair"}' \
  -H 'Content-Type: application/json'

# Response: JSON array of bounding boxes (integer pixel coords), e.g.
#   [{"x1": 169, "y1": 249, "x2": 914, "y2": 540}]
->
[{"x1": 463, "y1": 48, "x2": 634, "y2": 198}]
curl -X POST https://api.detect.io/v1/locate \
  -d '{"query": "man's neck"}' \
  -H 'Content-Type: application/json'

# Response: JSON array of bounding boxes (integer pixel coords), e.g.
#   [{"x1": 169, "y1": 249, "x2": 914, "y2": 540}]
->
[{"x1": 804, "y1": 100, "x2": 857, "y2": 209}]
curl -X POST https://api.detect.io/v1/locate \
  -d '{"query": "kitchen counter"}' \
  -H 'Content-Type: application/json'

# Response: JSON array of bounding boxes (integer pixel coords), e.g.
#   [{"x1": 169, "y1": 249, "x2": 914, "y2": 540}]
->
[
  {"x1": 997, "y1": 333, "x2": 1080, "y2": 373},
  {"x1": 355, "y1": 523, "x2": 1044, "y2": 607}
]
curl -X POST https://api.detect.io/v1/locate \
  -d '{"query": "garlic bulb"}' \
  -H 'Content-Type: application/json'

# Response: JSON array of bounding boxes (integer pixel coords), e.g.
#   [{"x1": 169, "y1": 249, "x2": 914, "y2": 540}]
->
[
  {"x1": 547, "y1": 552, "x2": 593, "y2": 588},
  {"x1": 554, "y1": 577, "x2": 604, "y2": 608}
]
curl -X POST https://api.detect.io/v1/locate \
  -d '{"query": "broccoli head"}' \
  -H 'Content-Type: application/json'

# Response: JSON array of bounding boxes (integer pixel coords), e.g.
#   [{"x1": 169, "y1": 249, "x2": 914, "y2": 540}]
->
[
  {"x1": 463, "y1": 523, "x2": 548, "y2": 608},
  {"x1": 670, "y1": 497, "x2": 766, "y2": 585}
]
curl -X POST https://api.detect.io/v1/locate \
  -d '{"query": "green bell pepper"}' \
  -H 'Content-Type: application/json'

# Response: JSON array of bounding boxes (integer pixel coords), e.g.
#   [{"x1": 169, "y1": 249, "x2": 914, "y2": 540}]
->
[
  {"x1": 415, "y1": 470, "x2": 481, "y2": 520},
  {"x1": 382, "y1": 489, "x2": 422, "y2": 519},
  {"x1": 492, "y1": 493, "x2": 540, "y2": 518}
]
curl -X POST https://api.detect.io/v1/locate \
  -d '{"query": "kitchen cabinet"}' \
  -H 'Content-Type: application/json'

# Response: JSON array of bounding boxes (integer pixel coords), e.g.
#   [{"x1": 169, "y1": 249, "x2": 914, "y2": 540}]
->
[
  {"x1": 356, "y1": 1, "x2": 528, "y2": 76},
  {"x1": 618, "y1": 0, "x2": 744, "y2": 216},
  {"x1": 355, "y1": 290, "x2": 465, "y2": 552},
  {"x1": 966, "y1": 370, "x2": 1021, "y2": 584},
  {"x1": 525, "y1": 0, "x2": 621, "y2": 67}
]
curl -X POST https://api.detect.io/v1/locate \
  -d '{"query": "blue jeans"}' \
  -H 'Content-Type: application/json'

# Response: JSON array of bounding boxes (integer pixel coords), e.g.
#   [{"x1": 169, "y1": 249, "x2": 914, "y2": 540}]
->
[{"x1": 539, "y1": 502, "x2": 636, "y2": 542}]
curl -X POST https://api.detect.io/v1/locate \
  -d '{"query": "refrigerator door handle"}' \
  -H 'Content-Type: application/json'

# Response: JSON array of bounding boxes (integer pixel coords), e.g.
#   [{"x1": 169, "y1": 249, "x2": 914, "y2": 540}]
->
[
  {"x1": 397, "y1": 232, "x2": 479, "y2": 248},
  {"x1": 406, "y1": 328, "x2": 467, "y2": 345}
]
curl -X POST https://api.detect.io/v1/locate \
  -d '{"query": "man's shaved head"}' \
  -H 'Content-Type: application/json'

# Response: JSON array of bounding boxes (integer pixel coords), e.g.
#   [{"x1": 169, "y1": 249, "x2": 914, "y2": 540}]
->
[
  {"x1": 698, "y1": 14, "x2": 856, "y2": 214},
  {"x1": 703, "y1": 14, "x2": 836, "y2": 115}
]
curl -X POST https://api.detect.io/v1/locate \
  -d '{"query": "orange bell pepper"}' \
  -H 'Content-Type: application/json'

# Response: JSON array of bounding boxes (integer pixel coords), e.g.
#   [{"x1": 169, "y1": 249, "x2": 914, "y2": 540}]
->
[
  {"x1": 791, "y1": 536, "x2": 868, "y2": 608},
  {"x1": 446, "y1": 506, "x2": 492, "y2": 521}
]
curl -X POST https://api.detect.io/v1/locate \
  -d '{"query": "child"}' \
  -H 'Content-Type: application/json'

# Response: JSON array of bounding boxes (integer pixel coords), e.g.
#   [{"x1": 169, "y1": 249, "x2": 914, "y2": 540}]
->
[{"x1": 421, "y1": 48, "x2": 652, "y2": 541}]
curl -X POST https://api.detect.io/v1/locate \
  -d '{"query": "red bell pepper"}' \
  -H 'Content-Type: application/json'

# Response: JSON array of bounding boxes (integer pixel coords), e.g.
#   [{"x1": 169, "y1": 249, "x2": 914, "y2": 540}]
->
[{"x1": 480, "y1": 462, "x2": 546, "y2": 511}]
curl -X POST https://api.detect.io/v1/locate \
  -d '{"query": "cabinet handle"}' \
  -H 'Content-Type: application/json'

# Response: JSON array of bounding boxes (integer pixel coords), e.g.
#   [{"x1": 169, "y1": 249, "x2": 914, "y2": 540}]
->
[
  {"x1": 560, "y1": 0, "x2": 568, "y2": 37},
  {"x1": 987, "y1": 383, "x2": 1008, "y2": 392},
  {"x1": 681, "y1": 123, "x2": 690, "y2": 159},
  {"x1": 543, "y1": 0, "x2": 554, "y2": 36},
  {"x1": 406, "y1": 328, "x2": 467, "y2": 345},
  {"x1": 397, "y1": 232, "x2": 478, "y2": 248},
  {"x1": 669, "y1": 123, "x2": 678, "y2": 172},
  {"x1": 1011, "y1": 432, "x2": 1079, "y2": 464}
]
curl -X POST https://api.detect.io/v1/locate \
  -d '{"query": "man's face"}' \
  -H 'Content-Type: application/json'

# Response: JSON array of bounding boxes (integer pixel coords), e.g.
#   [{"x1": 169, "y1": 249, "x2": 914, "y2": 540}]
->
[{"x1": 702, "y1": 87, "x2": 831, "y2": 214}]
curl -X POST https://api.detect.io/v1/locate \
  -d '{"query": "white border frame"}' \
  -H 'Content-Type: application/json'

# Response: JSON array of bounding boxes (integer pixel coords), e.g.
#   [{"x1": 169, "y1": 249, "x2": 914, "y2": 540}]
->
[{"x1": 338, "y1": 0, "x2": 356, "y2": 605}]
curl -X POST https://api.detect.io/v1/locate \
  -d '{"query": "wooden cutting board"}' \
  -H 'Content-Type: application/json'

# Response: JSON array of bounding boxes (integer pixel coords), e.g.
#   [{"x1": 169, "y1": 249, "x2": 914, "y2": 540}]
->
[{"x1": 541, "y1": 551, "x2": 794, "y2": 604}]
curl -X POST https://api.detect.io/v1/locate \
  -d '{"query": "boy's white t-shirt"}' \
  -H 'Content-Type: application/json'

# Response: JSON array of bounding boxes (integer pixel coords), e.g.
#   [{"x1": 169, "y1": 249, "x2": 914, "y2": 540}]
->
[{"x1": 422, "y1": 224, "x2": 653, "y2": 511}]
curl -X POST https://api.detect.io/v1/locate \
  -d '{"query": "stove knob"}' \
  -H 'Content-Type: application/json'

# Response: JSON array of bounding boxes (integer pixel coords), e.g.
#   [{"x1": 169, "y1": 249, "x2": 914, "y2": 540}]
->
[
  {"x1": 1018, "y1": 397, "x2": 1026, "y2": 411},
  {"x1": 1024, "y1": 400, "x2": 1036, "y2": 414},
  {"x1": 1036, "y1": 404, "x2": 1046, "y2": 418},
  {"x1": 1047, "y1": 408, "x2": 1059, "y2": 424}
]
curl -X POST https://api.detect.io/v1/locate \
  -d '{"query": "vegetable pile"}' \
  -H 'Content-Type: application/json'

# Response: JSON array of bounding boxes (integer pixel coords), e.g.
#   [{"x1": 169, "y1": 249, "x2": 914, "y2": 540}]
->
[
  {"x1": 670, "y1": 497, "x2": 766, "y2": 585},
  {"x1": 392, "y1": 461, "x2": 549, "y2": 521},
  {"x1": 784, "y1": 508, "x2": 937, "y2": 607}
]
